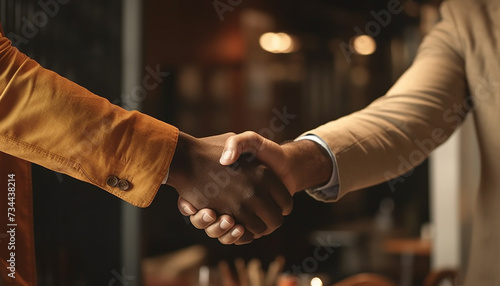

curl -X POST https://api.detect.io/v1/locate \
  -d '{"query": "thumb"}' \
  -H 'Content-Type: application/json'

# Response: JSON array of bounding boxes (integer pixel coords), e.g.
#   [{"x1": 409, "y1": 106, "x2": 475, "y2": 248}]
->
[{"x1": 219, "y1": 132, "x2": 286, "y2": 175}]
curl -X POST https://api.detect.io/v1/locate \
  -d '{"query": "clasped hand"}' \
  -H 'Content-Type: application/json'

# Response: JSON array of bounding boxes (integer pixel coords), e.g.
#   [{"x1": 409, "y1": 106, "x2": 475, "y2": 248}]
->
[{"x1": 167, "y1": 132, "x2": 293, "y2": 244}]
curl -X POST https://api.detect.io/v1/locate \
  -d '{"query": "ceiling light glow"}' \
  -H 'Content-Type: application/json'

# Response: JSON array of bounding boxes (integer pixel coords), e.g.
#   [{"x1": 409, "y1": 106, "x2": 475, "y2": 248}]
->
[
  {"x1": 260, "y1": 32, "x2": 298, "y2": 54},
  {"x1": 352, "y1": 35, "x2": 377, "y2": 55}
]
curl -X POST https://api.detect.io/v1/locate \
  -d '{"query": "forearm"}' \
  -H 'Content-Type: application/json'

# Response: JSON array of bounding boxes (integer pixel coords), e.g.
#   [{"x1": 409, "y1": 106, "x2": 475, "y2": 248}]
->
[
  {"x1": 167, "y1": 132, "x2": 197, "y2": 189},
  {"x1": 306, "y1": 58, "x2": 467, "y2": 199},
  {"x1": 0, "y1": 32, "x2": 178, "y2": 207}
]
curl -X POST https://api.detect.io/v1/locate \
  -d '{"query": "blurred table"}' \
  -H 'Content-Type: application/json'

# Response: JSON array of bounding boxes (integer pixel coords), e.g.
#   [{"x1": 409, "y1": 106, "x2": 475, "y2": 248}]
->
[{"x1": 383, "y1": 238, "x2": 431, "y2": 286}]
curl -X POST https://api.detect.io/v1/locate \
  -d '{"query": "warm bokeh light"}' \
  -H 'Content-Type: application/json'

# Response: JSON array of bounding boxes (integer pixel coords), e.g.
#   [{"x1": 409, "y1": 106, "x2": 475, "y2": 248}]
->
[
  {"x1": 310, "y1": 277, "x2": 323, "y2": 286},
  {"x1": 259, "y1": 32, "x2": 298, "y2": 54},
  {"x1": 352, "y1": 35, "x2": 377, "y2": 55}
]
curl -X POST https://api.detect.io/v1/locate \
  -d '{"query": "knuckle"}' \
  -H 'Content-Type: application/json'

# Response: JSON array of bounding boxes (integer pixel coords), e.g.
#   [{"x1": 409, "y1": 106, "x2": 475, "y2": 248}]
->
[
  {"x1": 219, "y1": 236, "x2": 235, "y2": 245},
  {"x1": 254, "y1": 165, "x2": 267, "y2": 179},
  {"x1": 192, "y1": 223, "x2": 205, "y2": 230},
  {"x1": 243, "y1": 131, "x2": 258, "y2": 137},
  {"x1": 219, "y1": 238, "x2": 231, "y2": 245},
  {"x1": 270, "y1": 216, "x2": 284, "y2": 230},
  {"x1": 236, "y1": 237, "x2": 253, "y2": 245},
  {"x1": 253, "y1": 224, "x2": 267, "y2": 235},
  {"x1": 206, "y1": 230, "x2": 219, "y2": 238},
  {"x1": 190, "y1": 218, "x2": 206, "y2": 229},
  {"x1": 245, "y1": 220, "x2": 266, "y2": 235}
]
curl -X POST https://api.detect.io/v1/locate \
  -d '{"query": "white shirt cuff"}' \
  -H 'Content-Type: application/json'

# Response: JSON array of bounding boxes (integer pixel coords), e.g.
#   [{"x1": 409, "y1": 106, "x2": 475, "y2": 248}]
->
[
  {"x1": 162, "y1": 169, "x2": 169, "y2": 184},
  {"x1": 295, "y1": 134, "x2": 339, "y2": 199}
]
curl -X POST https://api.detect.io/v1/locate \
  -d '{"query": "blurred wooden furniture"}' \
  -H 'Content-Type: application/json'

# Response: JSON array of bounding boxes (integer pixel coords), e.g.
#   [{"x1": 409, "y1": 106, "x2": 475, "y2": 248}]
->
[
  {"x1": 332, "y1": 273, "x2": 397, "y2": 286},
  {"x1": 384, "y1": 238, "x2": 432, "y2": 256},
  {"x1": 423, "y1": 269, "x2": 459, "y2": 286},
  {"x1": 384, "y1": 238, "x2": 432, "y2": 286},
  {"x1": 142, "y1": 245, "x2": 207, "y2": 286}
]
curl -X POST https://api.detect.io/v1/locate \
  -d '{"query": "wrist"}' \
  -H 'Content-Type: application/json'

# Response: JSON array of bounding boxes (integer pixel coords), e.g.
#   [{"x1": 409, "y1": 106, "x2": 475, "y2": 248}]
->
[
  {"x1": 281, "y1": 139, "x2": 333, "y2": 195},
  {"x1": 167, "y1": 132, "x2": 197, "y2": 189}
]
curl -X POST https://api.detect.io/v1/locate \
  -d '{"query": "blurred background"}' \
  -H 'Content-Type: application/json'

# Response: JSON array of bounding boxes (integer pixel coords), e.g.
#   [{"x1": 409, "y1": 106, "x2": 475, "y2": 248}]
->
[{"x1": 1, "y1": 0, "x2": 478, "y2": 285}]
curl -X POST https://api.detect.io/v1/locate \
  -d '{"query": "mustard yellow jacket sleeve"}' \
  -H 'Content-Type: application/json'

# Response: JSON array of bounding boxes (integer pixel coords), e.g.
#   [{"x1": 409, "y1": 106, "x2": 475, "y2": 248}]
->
[
  {"x1": 0, "y1": 29, "x2": 178, "y2": 207},
  {"x1": 305, "y1": 1, "x2": 468, "y2": 202}
]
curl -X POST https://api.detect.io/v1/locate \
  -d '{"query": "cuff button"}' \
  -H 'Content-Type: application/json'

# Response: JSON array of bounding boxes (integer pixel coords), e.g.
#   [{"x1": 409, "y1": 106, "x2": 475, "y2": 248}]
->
[
  {"x1": 118, "y1": 179, "x2": 131, "y2": 191},
  {"x1": 106, "y1": 175, "x2": 119, "y2": 187}
]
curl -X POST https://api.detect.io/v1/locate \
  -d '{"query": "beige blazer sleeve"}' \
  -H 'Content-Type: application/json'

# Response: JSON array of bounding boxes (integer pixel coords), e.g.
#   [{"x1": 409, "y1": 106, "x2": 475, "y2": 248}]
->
[
  {"x1": 306, "y1": 1, "x2": 468, "y2": 202},
  {"x1": 0, "y1": 28, "x2": 178, "y2": 207}
]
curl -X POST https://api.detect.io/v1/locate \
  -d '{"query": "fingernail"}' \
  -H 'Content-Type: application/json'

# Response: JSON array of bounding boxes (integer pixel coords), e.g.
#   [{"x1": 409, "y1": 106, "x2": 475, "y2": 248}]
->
[
  {"x1": 220, "y1": 219, "x2": 231, "y2": 230},
  {"x1": 183, "y1": 206, "x2": 195, "y2": 216},
  {"x1": 231, "y1": 228, "x2": 242, "y2": 237},
  {"x1": 202, "y1": 213, "x2": 215, "y2": 223},
  {"x1": 220, "y1": 150, "x2": 233, "y2": 163}
]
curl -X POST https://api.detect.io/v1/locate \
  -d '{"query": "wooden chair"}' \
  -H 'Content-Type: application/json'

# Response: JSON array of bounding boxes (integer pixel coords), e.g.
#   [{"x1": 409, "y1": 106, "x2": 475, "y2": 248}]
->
[
  {"x1": 422, "y1": 269, "x2": 459, "y2": 286},
  {"x1": 332, "y1": 273, "x2": 397, "y2": 286}
]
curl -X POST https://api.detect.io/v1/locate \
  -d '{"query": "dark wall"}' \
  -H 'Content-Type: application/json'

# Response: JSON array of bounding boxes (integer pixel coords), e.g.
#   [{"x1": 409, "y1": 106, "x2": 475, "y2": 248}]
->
[{"x1": 1, "y1": 1, "x2": 123, "y2": 285}]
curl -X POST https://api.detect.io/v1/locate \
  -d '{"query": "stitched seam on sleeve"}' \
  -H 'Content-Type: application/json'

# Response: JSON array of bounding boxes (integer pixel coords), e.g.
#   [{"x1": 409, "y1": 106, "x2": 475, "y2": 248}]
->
[
  {"x1": 0, "y1": 133, "x2": 113, "y2": 194},
  {"x1": 0, "y1": 133, "x2": 81, "y2": 169}
]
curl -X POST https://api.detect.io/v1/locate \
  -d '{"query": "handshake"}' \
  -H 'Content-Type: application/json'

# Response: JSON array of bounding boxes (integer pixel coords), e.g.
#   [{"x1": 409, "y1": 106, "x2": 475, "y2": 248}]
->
[{"x1": 167, "y1": 131, "x2": 333, "y2": 245}]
